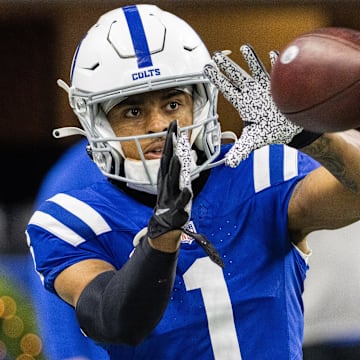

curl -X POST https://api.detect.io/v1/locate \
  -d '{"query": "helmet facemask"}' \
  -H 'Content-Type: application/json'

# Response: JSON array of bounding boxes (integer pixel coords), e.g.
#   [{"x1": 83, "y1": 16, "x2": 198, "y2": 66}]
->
[{"x1": 55, "y1": 4, "x2": 229, "y2": 194}]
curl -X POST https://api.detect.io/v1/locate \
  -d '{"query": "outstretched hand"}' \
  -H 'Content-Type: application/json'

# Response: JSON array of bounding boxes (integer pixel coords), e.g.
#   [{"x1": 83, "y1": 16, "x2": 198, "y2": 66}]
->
[{"x1": 203, "y1": 45, "x2": 303, "y2": 167}]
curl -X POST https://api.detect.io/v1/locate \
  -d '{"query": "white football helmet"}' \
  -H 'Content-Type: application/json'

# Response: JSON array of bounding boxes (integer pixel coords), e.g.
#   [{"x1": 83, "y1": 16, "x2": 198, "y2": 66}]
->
[{"x1": 55, "y1": 4, "x2": 232, "y2": 194}]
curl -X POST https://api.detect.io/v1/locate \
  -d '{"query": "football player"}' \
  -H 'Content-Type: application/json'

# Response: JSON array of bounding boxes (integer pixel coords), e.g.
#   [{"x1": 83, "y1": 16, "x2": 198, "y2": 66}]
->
[{"x1": 26, "y1": 4, "x2": 360, "y2": 359}]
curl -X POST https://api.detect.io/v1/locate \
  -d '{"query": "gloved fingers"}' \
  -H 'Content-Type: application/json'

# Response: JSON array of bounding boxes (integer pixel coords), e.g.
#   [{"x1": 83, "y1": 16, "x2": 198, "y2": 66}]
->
[
  {"x1": 161, "y1": 120, "x2": 178, "y2": 177},
  {"x1": 240, "y1": 44, "x2": 269, "y2": 85},
  {"x1": 157, "y1": 154, "x2": 181, "y2": 207},
  {"x1": 269, "y1": 50, "x2": 279, "y2": 67},
  {"x1": 204, "y1": 64, "x2": 244, "y2": 113},
  {"x1": 175, "y1": 187, "x2": 193, "y2": 210},
  {"x1": 176, "y1": 131, "x2": 192, "y2": 191},
  {"x1": 211, "y1": 51, "x2": 251, "y2": 85},
  {"x1": 167, "y1": 154, "x2": 181, "y2": 194}
]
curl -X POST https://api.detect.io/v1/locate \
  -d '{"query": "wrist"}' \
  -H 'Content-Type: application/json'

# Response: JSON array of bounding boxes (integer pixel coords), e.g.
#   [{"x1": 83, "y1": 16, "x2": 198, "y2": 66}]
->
[
  {"x1": 288, "y1": 129, "x2": 323, "y2": 149},
  {"x1": 148, "y1": 230, "x2": 182, "y2": 253}
]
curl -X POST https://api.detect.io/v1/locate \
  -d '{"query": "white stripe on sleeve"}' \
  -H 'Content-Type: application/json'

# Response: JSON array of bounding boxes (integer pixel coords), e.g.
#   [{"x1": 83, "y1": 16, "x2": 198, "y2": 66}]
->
[
  {"x1": 29, "y1": 211, "x2": 86, "y2": 246},
  {"x1": 48, "y1": 193, "x2": 111, "y2": 235}
]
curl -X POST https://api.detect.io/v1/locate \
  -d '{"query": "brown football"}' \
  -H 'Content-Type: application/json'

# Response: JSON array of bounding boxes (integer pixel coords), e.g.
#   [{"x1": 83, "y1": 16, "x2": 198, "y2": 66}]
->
[{"x1": 270, "y1": 27, "x2": 360, "y2": 133}]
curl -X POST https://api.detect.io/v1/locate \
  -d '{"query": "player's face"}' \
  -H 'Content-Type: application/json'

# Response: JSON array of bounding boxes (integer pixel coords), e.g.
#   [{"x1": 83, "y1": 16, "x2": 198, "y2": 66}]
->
[{"x1": 107, "y1": 88, "x2": 193, "y2": 160}]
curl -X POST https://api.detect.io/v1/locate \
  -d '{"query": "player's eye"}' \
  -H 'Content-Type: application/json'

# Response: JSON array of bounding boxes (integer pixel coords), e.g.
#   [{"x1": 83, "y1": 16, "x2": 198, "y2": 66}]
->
[
  {"x1": 125, "y1": 107, "x2": 141, "y2": 118},
  {"x1": 167, "y1": 102, "x2": 179, "y2": 111}
]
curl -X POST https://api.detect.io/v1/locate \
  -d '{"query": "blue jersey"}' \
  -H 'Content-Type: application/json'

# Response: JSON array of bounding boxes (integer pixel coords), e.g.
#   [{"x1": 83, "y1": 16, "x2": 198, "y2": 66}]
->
[{"x1": 27, "y1": 144, "x2": 319, "y2": 360}]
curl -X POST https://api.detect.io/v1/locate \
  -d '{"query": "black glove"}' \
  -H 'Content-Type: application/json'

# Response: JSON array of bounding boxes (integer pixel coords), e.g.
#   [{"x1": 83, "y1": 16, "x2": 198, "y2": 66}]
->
[
  {"x1": 148, "y1": 120, "x2": 192, "y2": 238},
  {"x1": 148, "y1": 120, "x2": 224, "y2": 268}
]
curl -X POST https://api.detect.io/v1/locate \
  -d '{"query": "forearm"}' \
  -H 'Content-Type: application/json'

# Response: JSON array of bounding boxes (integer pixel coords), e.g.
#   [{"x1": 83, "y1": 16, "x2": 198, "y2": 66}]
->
[
  {"x1": 75, "y1": 236, "x2": 178, "y2": 346},
  {"x1": 301, "y1": 131, "x2": 360, "y2": 194}
]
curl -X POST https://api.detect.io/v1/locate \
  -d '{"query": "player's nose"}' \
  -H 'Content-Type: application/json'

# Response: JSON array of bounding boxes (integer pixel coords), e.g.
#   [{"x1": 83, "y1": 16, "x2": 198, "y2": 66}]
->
[{"x1": 146, "y1": 109, "x2": 169, "y2": 134}]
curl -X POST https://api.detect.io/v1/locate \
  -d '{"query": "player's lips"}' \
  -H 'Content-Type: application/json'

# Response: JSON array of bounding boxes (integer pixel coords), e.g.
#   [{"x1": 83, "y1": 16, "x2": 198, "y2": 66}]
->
[{"x1": 144, "y1": 141, "x2": 165, "y2": 160}]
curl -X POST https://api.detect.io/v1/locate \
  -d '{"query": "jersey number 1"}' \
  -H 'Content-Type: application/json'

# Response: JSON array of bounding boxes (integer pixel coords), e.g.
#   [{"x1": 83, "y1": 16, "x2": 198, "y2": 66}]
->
[{"x1": 183, "y1": 257, "x2": 243, "y2": 360}]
